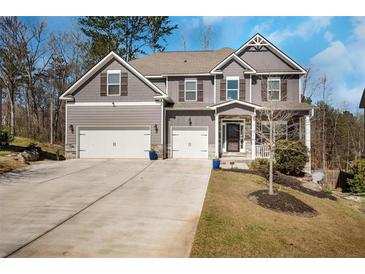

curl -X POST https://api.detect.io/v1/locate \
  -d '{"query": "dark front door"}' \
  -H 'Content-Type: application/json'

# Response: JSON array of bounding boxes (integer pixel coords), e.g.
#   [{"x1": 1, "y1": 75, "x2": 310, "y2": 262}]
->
[{"x1": 226, "y1": 124, "x2": 240, "y2": 152}]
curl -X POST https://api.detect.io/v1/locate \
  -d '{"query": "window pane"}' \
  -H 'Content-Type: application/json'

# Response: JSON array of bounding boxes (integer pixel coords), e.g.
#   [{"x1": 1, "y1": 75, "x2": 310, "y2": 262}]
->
[
  {"x1": 185, "y1": 91, "x2": 196, "y2": 101},
  {"x1": 275, "y1": 122, "x2": 287, "y2": 141},
  {"x1": 227, "y1": 89, "x2": 238, "y2": 100},
  {"x1": 227, "y1": 79, "x2": 238, "y2": 89},
  {"x1": 270, "y1": 90, "x2": 280, "y2": 100},
  {"x1": 185, "y1": 81, "x2": 196, "y2": 91},
  {"x1": 108, "y1": 84, "x2": 119, "y2": 95},
  {"x1": 269, "y1": 80, "x2": 280, "y2": 90},
  {"x1": 108, "y1": 73, "x2": 120, "y2": 84}
]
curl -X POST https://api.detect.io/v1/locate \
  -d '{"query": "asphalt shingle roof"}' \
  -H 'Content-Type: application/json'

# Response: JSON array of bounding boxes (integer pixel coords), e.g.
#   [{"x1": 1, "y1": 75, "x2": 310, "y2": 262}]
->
[{"x1": 129, "y1": 48, "x2": 234, "y2": 76}]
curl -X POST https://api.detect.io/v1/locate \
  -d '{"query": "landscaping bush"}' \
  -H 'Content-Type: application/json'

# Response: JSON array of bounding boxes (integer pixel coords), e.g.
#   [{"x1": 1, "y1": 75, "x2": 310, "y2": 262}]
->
[
  {"x1": 274, "y1": 140, "x2": 308, "y2": 176},
  {"x1": 347, "y1": 160, "x2": 365, "y2": 193},
  {"x1": 0, "y1": 127, "x2": 14, "y2": 146},
  {"x1": 250, "y1": 158, "x2": 269, "y2": 173}
]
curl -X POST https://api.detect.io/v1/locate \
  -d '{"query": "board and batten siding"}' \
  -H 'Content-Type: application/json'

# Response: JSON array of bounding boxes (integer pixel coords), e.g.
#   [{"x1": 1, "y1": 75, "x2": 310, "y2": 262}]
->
[
  {"x1": 66, "y1": 104, "x2": 162, "y2": 148},
  {"x1": 149, "y1": 78, "x2": 166, "y2": 93},
  {"x1": 72, "y1": 59, "x2": 160, "y2": 102},
  {"x1": 167, "y1": 76, "x2": 214, "y2": 103}
]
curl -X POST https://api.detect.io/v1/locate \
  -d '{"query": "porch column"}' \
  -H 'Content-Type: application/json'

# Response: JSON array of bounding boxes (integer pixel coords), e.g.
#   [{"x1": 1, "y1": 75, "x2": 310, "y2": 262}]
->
[
  {"x1": 215, "y1": 113, "x2": 219, "y2": 158},
  {"x1": 305, "y1": 115, "x2": 311, "y2": 174},
  {"x1": 251, "y1": 113, "x2": 256, "y2": 160}
]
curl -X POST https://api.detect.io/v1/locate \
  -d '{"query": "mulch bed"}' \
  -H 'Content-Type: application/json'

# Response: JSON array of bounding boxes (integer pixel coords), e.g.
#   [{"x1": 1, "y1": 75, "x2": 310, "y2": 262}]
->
[
  {"x1": 231, "y1": 169, "x2": 337, "y2": 201},
  {"x1": 248, "y1": 190, "x2": 318, "y2": 217}
]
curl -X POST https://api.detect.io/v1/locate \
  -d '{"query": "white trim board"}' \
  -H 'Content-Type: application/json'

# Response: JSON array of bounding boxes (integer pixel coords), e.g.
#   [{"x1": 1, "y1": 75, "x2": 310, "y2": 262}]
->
[
  {"x1": 59, "y1": 51, "x2": 167, "y2": 100},
  {"x1": 210, "y1": 53, "x2": 256, "y2": 74},
  {"x1": 208, "y1": 100, "x2": 262, "y2": 110},
  {"x1": 235, "y1": 33, "x2": 306, "y2": 74},
  {"x1": 67, "y1": 102, "x2": 162, "y2": 107}
]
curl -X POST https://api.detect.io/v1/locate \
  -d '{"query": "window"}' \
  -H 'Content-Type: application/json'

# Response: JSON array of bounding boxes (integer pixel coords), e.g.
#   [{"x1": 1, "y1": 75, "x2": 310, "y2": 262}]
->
[
  {"x1": 226, "y1": 77, "x2": 239, "y2": 100},
  {"x1": 268, "y1": 79, "x2": 280, "y2": 101},
  {"x1": 261, "y1": 121, "x2": 287, "y2": 142},
  {"x1": 185, "y1": 79, "x2": 197, "y2": 101},
  {"x1": 107, "y1": 71, "x2": 121, "y2": 96}
]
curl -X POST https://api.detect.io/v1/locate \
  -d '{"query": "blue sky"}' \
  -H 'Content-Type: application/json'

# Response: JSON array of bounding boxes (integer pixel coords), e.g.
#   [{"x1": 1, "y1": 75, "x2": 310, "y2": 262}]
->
[{"x1": 22, "y1": 16, "x2": 365, "y2": 112}]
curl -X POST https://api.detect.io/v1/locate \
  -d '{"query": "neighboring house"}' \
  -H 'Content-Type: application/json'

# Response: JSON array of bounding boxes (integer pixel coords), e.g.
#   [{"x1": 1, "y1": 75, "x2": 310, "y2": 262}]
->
[
  {"x1": 359, "y1": 88, "x2": 365, "y2": 154},
  {"x1": 60, "y1": 33, "x2": 314, "y2": 169}
]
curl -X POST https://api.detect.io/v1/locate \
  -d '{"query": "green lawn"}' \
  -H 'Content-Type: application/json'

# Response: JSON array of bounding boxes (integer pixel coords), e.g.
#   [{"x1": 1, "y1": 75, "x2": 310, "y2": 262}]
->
[
  {"x1": 190, "y1": 170, "x2": 365, "y2": 257},
  {"x1": 0, "y1": 136, "x2": 64, "y2": 174}
]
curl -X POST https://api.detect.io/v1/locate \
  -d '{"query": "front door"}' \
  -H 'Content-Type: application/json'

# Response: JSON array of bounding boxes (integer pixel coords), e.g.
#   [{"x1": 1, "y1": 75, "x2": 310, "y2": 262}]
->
[{"x1": 226, "y1": 124, "x2": 240, "y2": 152}]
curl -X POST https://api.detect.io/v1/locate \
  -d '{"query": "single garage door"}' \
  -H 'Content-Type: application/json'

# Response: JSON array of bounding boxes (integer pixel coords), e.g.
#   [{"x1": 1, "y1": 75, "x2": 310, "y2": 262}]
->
[
  {"x1": 79, "y1": 127, "x2": 151, "y2": 158},
  {"x1": 172, "y1": 127, "x2": 209, "y2": 158}
]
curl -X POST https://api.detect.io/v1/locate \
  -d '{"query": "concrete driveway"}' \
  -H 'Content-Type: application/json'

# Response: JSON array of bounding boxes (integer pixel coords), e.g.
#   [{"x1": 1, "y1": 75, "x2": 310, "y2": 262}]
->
[{"x1": 0, "y1": 159, "x2": 211, "y2": 257}]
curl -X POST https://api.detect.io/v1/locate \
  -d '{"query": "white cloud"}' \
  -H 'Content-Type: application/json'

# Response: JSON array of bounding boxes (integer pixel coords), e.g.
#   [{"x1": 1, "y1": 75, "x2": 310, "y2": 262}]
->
[
  {"x1": 324, "y1": 31, "x2": 333, "y2": 42},
  {"x1": 310, "y1": 17, "x2": 365, "y2": 111},
  {"x1": 202, "y1": 16, "x2": 224, "y2": 26},
  {"x1": 267, "y1": 17, "x2": 332, "y2": 44}
]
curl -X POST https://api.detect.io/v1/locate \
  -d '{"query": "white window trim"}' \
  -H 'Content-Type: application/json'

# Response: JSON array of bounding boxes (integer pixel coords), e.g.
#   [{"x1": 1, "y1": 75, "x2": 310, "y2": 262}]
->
[
  {"x1": 226, "y1": 76, "x2": 239, "y2": 100},
  {"x1": 107, "y1": 70, "x2": 121, "y2": 96},
  {"x1": 184, "y1": 78, "x2": 197, "y2": 102},
  {"x1": 267, "y1": 78, "x2": 281, "y2": 101}
]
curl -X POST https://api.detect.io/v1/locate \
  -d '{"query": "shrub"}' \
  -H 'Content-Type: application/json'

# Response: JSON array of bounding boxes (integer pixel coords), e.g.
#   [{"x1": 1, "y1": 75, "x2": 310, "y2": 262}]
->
[
  {"x1": 347, "y1": 160, "x2": 365, "y2": 193},
  {"x1": 250, "y1": 158, "x2": 269, "y2": 173},
  {"x1": 0, "y1": 127, "x2": 14, "y2": 146},
  {"x1": 274, "y1": 140, "x2": 308, "y2": 176}
]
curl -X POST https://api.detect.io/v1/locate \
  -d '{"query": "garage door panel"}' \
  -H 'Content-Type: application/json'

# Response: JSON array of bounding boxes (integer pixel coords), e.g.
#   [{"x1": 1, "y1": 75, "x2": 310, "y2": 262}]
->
[
  {"x1": 79, "y1": 128, "x2": 151, "y2": 159},
  {"x1": 172, "y1": 127, "x2": 208, "y2": 159}
]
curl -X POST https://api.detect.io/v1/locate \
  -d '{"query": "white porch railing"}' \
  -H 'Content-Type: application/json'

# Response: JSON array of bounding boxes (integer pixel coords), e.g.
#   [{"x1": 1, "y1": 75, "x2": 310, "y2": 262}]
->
[{"x1": 256, "y1": 144, "x2": 270, "y2": 158}]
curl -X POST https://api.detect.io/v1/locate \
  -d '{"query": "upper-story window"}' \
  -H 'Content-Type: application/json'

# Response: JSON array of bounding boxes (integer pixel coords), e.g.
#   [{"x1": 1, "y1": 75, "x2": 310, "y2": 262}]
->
[
  {"x1": 107, "y1": 70, "x2": 121, "y2": 96},
  {"x1": 185, "y1": 79, "x2": 197, "y2": 101},
  {"x1": 226, "y1": 77, "x2": 239, "y2": 100},
  {"x1": 268, "y1": 78, "x2": 280, "y2": 101}
]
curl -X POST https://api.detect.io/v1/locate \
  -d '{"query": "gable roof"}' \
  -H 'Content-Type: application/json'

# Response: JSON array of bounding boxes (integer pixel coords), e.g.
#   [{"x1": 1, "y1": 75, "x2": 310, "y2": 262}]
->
[
  {"x1": 128, "y1": 48, "x2": 234, "y2": 76},
  {"x1": 360, "y1": 89, "x2": 365, "y2": 108},
  {"x1": 235, "y1": 33, "x2": 306, "y2": 74},
  {"x1": 208, "y1": 100, "x2": 262, "y2": 110},
  {"x1": 210, "y1": 53, "x2": 256, "y2": 74},
  {"x1": 59, "y1": 52, "x2": 167, "y2": 100}
]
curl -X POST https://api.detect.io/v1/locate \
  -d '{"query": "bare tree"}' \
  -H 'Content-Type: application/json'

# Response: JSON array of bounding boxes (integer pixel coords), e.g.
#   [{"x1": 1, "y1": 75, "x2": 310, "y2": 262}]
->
[
  {"x1": 201, "y1": 25, "x2": 214, "y2": 50},
  {"x1": 0, "y1": 17, "x2": 26, "y2": 135}
]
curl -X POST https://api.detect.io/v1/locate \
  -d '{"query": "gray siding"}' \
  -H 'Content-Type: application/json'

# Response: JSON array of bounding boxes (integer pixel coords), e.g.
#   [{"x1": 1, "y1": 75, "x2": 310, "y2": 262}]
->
[
  {"x1": 166, "y1": 110, "x2": 215, "y2": 144},
  {"x1": 215, "y1": 59, "x2": 250, "y2": 103},
  {"x1": 217, "y1": 103, "x2": 255, "y2": 115},
  {"x1": 73, "y1": 59, "x2": 160, "y2": 102},
  {"x1": 167, "y1": 76, "x2": 214, "y2": 104},
  {"x1": 66, "y1": 104, "x2": 162, "y2": 147},
  {"x1": 150, "y1": 78, "x2": 166, "y2": 93},
  {"x1": 238, "y1": 46, "x2": 297, "y2": 72},
  {"x1": 251, "y1": 75, "x2": 300, "y2": 105}
]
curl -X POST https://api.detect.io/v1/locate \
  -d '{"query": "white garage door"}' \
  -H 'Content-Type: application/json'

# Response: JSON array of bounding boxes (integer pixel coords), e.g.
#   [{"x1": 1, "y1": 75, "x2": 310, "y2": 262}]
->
[
  {"x1": 79, "y1": 127, "x2": 151, "y2": 158},
  {"x1": 172, "y1": 127, "x2": 209, "y2": 158}
]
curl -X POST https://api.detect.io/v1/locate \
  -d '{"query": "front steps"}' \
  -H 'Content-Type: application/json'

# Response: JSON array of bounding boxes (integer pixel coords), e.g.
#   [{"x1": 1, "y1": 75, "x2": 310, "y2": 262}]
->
[{"x1": 219, "y1": 156, "x2": 252, "y2": 170}]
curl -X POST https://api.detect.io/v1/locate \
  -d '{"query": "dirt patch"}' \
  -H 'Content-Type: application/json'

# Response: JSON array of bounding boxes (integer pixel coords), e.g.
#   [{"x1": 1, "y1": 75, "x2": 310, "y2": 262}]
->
[
  {"x1": 233, "y1": 169, "x2": 337, "y2": 201},
  {"x1": 248, "y1": 190, "x2": 318, "y2": 218}
]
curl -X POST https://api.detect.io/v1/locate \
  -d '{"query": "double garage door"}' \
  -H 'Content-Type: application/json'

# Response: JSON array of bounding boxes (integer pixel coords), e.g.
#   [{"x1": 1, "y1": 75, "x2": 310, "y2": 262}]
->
[
  {"x1": 79, "y1": 127, "x2": 150, "y2": 158},
  {"x1": 172, "y1": 127, "x2": 209, "y2": 159}
]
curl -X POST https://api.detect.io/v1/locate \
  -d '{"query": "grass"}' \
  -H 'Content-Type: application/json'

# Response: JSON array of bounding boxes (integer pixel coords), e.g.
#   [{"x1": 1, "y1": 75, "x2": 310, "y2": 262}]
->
[
  {"x1": 0, "y1": 136, "x2": 64, "y2": 174},
  {"x1": 190, "y1": 170, "x2": 365, "y2": 257}
]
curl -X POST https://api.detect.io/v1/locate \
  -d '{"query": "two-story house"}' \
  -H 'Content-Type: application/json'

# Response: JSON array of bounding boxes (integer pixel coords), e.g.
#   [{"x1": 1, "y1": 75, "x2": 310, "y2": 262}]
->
[{"x1": 60, "y1": 33, "x2": 314, "y2": 171}]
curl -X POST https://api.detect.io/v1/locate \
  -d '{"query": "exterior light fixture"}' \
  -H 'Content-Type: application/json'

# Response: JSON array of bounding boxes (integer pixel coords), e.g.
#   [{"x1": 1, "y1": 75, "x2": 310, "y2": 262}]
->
[
  {"x1": 154, "y1": 124, "x2": 158, "y2": 133},
  {"x1": 69, "y1": 124, "x2": 74, "y2": 134},
  {"x1": 188, "y1": 117, "x2": 192, "y2": 126}
]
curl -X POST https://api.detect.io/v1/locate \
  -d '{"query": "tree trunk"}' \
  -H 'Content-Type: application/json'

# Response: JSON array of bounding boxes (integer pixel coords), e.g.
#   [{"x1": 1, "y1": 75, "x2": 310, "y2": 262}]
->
[{"x1": 9, "y1": 97, "x2": 15, "y2": 136}]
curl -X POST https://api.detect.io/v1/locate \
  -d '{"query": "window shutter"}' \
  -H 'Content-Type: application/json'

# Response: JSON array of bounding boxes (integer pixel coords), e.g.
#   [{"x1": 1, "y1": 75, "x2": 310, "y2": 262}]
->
[
  {"x1": 220, "y1": 79, "x2": 226, "y2": 101},
  {"x1": 178, "y1": 80, "x2": 184, "y2": 102},
  {"x1": 100, "y1": 72, "x2": 107, "y2": 96},
  {"x1": 261, "y1": 77, "x2": 267, "y2": 101},
  {"x1": 281, "y1": 78, "x2": 287, "y2": 101},
  {"x1": 197, "y1": 79, "x2": 204, "y2": 102},
  {"x1": 120, "y1": 73, "x2": 128, "y2": 96},
  {"x1": 239, "y1": 78, "x2": 245, "y2": 101}
]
